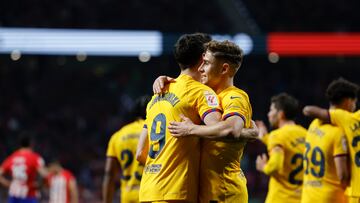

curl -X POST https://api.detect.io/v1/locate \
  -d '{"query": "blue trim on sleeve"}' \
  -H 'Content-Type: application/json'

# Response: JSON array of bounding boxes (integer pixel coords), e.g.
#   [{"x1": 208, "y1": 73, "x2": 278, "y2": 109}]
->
[
  {"x1": 222, "y1": 112, "x2": 246, "y2": 124},
  {"x1": 201, "y1": 108, "x2": 222, "y2": 121}
]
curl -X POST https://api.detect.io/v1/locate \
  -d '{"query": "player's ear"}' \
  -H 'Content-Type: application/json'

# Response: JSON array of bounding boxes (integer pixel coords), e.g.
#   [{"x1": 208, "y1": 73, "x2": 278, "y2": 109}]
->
[
  {"x1": 221, "y1": 63, "x2": 230, "y2": 75},
  {"x1": 278, "y1": 110, "x2": 286, "y2": 120}
]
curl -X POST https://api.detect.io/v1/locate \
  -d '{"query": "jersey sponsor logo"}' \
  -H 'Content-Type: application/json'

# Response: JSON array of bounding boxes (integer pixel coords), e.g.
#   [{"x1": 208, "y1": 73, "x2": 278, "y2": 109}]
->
[
  {"x1": 230, "y1": 96, "x2": 242, "y2": 99},
  {"x1": 204, "y1": 91, "x2": 218, "y2": 107},
  {"x1": 304, "y1": 180, "x2": 322, "y2": 187},
  {"x1": 144, "y1": 164, "x2": 162, "y2": 174}
]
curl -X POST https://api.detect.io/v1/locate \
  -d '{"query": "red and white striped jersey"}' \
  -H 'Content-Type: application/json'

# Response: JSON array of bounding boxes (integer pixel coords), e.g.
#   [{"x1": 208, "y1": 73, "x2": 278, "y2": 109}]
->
[
  {"x1": 47, "y1": 169, "x2": 75, "y2": 203},
  {"x1": 0, "y1": 149, "x2": 44, "y2": 198}
]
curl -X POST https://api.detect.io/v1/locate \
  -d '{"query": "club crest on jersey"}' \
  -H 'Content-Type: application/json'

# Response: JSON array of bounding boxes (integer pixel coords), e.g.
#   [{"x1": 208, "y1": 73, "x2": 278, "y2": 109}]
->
[{"x1": 204, "y1": 91, "x2": 218, "y2": 107}]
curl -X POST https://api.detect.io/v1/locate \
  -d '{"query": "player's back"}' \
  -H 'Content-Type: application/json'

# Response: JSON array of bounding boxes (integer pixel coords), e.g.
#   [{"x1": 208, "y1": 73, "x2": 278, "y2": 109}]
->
[
  {"x1": 48, "y1": 169, "x2": 75, "y2": 203},
  {"x1": 329, "y1": 109, "x2": 360, "y2": 198},
  {"x1": 265, "y1": 124, "x2": 307, "y2": 203},
  {"x1": 106, "y1": 119, "x2": 144, "y2": 203},
  {"x1": 301, "y1": 119, "x2": 347, "y2": 203},
  {"x1": 199, "y1": 86, "x2": 252, "y2": 203},
  {"x1": 1, "y1": 149, "x2": 44, "y2": 199},
  {"x1": 140, "y1": 74, "x2": 221, "y2": 202}
]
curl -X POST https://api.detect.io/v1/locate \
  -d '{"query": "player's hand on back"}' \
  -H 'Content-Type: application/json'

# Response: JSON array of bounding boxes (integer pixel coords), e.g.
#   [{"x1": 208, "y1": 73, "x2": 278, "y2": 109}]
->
[
  {"x1": 153, "y1": 75, "x2": 176, "y2": 94},
  {"x1": 168, "y1": 114, "x2": 194, "y2": 137}
]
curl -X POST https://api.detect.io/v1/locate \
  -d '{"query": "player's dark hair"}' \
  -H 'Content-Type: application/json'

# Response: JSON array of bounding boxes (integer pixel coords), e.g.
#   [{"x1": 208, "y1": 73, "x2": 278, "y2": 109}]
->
[
  {"x1": 271, "y1": 93, "x2": 299, "y2": 120},
  {"x1": 326, "y1": 78, "x2": 359, "y2": 105},
  {"x1": 124, "y1": 95, "x2": 151, "y2": 124},
  {"x1": 205, "y1": 40, "x2": 244, "y2": 69},
  {"x1": 18, "y1": 132, "x2": 34, "y2": 148},
  {"x1": 174, "y1": 33, "x2": 212, "y2": 70}
]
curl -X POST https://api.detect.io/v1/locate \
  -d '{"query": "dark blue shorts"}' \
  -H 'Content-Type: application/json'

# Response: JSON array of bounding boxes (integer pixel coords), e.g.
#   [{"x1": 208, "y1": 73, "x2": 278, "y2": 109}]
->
[{"x1": 8, "y1": 197, "x2": 38, "y2": 203}]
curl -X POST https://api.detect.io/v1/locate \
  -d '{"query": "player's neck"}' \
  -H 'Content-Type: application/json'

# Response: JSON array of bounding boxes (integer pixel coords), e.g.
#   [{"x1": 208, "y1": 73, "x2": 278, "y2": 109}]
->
[
  {"x1": 214, "y1": 77, "x2": 233, "y2": 94},
  {"x1": 180, "y1": 68, "x2": 200, "y2": 81},
  {"x1": 19, "y1": 147, "x2": 32, "y2": 151},
  {"x1": 278, "y1": 119, "x2": 295, "y2": 128}
]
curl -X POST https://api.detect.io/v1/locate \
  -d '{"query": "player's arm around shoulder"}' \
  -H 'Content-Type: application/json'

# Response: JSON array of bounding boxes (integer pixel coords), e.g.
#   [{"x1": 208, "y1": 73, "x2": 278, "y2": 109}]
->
[{"x1": 303, "y1": 105, "x2": 330, "y2": 122}]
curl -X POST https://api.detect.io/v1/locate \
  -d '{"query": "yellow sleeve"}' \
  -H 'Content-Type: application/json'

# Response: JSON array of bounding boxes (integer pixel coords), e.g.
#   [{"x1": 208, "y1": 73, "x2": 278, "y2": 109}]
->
[
  {"x1": 329, "y1": 109, "x2": 352, "y2": 129},
  {"x1": 222, "y1": 92, "x2": 252, "y2": 128},
  {"x1": 267, "y1": 132, "x2": 284, "y2": 151},
  {"x1": 333, "y1": 129, "x2": 349, "y2": 157},
  {"x1": 188, "y1": 85, "x2": 222, "y2": 121},
  {"x1": 263, "y1": 149, "x2": 284, "y2": 175},
  {"x1": 260, "y1": 133, "x2": 270, "y2": 146},
  {"x1": 106, "y1": 134, "x2": 117, "y2": 157}
]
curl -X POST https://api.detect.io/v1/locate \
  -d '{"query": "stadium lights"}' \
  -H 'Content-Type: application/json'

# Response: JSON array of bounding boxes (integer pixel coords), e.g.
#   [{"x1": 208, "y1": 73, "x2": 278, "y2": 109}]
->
[
  {"x1": 0, "y1": 28, "x2": 163, "y2": 56},
  {"x1": 212, "y1": 33, "x2": 253, "y2": 55}
]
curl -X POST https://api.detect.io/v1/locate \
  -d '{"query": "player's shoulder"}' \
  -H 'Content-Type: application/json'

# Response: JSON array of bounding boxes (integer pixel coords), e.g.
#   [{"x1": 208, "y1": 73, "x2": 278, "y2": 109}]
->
[
  {"x1": 330, "y1": 108, "x2": 351, "y2": 117},
  {"x1": 62, "y1": 169, "x2": 75, "y2": 179},
  {"x1": 293, "y1": 124, "x2": 308, "y2": 134},
  {"x1": 268, "y1": 128, "x2": 283, "y2": 139}
]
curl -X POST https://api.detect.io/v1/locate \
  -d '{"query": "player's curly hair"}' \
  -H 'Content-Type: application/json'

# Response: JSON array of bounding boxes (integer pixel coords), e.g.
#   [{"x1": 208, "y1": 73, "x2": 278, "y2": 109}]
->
[
  {"x1": 271, "y1": 93, "x2": 299, "y2": 120},
  {"x1": 326, "y1": 77, "x2": 359, "y2": 105},
  {"x1": 204, "y1": 40, "x2": 244, "y2": 69},
  {"x1": 174, "y1": 33, "x2": 212, "y2": 69}
]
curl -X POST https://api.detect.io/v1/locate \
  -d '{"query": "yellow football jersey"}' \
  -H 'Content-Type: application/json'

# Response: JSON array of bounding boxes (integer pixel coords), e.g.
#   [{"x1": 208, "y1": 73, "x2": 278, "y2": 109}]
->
[
  {"x1": 329, "y1": 109, "x2": 360, "y2": 197},
  {"x1": 106, "y1": 119, "x2": 145, "y2": 203},
  {"x1": 301, "y1": 119, "x2": 348, "y2": 203},
  {"x1": 139, "y1": 74, "x2": 222, "y2": 202},
  {"x1": 265, "y1": 124, "x2": 307, "y2": 203},
  {"x1": 199, "y1": 86, "x2": 252, "y2": 203}
]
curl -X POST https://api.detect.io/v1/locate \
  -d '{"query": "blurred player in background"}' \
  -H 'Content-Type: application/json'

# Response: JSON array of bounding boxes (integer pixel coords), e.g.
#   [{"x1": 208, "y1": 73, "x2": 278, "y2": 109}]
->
[
  {"x1": 301, "y1": 78, "x2": 351, "y2": 203},
  {"x1": 303, "y1": 78, "x2": 360, "y2": 203},
  {"x1": 136, "y1": 33, "x2": 224, "y2": 203},
  {"x1": 47, "y1": 160, "x2": 78, "y2": 203},
  {"x1": 166, "y1": 40, "x2": 256, "y2": 202},
  {"x1": 102, "y1": 95, "x2": 150, "y2": 203},
  {"x1": 256, "y1": 93, "x2": 307, "y2": 203},
  {"x1": 0, "y1": 133, "x2": 48, "y2": 203}
]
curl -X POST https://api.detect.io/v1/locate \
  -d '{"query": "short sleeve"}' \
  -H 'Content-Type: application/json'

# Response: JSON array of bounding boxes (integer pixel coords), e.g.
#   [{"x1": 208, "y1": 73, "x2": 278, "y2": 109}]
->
[
  {"x1": 188, "y1": 86, "x2": 222, "y2": 121},
  {"x1": 333, "y1": 129, "x2": 348, "y2": 157},
  {"x1": 222, "y1": 92, "x2": 252, "y2": 128},
  {"x1": 106, "y1": 134, "x2": 117, "y2": 157},
  {"x1": 329, "y1": 109, "x2": 352, "y2": 129}
]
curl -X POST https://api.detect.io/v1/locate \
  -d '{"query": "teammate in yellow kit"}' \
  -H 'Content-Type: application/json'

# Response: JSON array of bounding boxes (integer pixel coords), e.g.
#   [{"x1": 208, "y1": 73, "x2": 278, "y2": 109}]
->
[
  {"x1": 164, "y1": 40, "x2": 257, "y2": 203},
  {"x1": 303, "y1": 78, "x2": 360, "y2": 203},
  {"x1": 256, "y1": 93, "x2": 307, "y2": 203},
  {"x1": 136, "y1": 33, "x2": 225, "y2": 203},
  {"x1": 102, "y1": 95, "x2": 150, "y2": 203},
  {"x1": 301, "y1": 78, "x2": 351, "y2": 203}
]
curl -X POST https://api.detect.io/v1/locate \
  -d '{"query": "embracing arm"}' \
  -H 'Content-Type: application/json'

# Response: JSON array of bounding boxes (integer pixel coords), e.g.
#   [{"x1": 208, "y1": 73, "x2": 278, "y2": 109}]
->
[
  {"x1": 303, "y1": 106, "x2": 330, "y2": 122},
  {"x1": 153, "y1": 76, "x2": 176, "y2": 94},
  {"x1": 169, "y1": 114, "x2": 258, "y2": 140}
]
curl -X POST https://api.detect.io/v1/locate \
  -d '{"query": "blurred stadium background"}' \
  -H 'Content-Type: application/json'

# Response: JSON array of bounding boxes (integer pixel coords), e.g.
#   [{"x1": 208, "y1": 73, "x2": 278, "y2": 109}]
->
[{"x1": 0, "y1": 0, "x2": 360, "y2": 202}]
